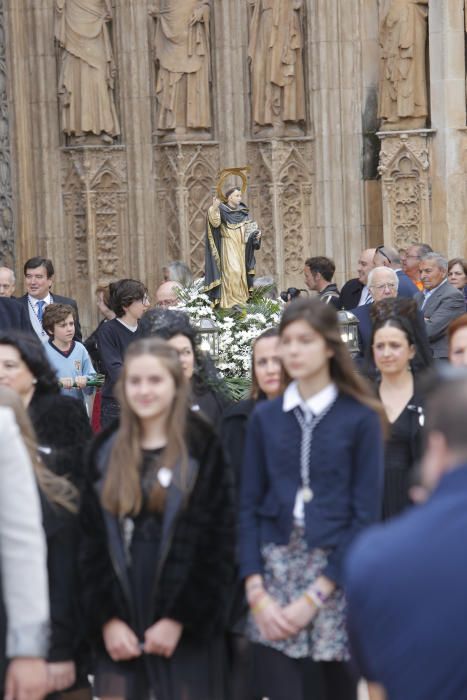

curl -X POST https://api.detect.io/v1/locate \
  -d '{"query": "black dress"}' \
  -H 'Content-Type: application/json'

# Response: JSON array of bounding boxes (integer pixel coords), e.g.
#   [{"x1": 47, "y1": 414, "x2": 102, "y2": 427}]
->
[{"x1": 381, "y1": 394, "x2": 424, "y2": 520}]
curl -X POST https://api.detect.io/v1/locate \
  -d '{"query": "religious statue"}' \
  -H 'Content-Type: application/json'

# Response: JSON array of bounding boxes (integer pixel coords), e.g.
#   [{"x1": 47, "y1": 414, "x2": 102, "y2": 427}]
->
[
  {"x1": 248, "y1": 0, "x2": 306, "y2": 136},
  {"x1": 204, "y1": 169, "x2": 261, "y2": 308},
  {"x1": 378, "y1": 0, "x2": 429, "y2": 131},
  {"x1": 150, "y1": 0, "x2": 212, "y2": 138},
  {"x1": 54, "y1": 0, "x2": 120, "y2": 143}
]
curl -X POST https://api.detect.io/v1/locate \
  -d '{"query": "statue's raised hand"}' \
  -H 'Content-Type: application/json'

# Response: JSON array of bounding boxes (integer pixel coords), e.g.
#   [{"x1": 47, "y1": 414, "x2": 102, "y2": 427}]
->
[{"x1": 212, "y1": 196, "x2": 221, "y2": 209}]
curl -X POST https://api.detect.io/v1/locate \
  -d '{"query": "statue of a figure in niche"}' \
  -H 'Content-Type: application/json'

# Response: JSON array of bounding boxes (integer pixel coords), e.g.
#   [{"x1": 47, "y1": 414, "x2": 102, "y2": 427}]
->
[
  {"x1": 248, "y1": 0, "x2": 306, "y2": 137},
  {"x1": 378, "y1": 0, "x2": 429, "y2": 131},
  {"x1": 54, "y1": 0, "x2": 120, "y2": 143},
  {"x1": 204, "y1": 171, "x2": 262, "y2": 308},
  {"x1": 150, "y1": 0, "x2": 212, "y2": 139}
]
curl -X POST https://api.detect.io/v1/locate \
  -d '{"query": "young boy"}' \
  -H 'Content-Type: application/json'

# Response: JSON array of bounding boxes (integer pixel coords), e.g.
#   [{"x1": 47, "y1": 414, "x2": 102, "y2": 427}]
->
[{"x1": 42, "y1": 303, "x2": 95, "y2": 403}]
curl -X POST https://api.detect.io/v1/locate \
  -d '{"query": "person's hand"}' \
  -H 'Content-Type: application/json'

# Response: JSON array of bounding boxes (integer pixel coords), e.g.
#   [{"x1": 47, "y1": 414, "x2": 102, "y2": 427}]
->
[
  {"x1": 102, "y1": 618, "x2": 142, "y2": 662},
  {"x1": 75, "y1": 375, "x2": 88, "y2": 389},
  {"x1": 190, "y1": 4, "x2": 207, "y2": 24},
  {"x1": 252, "y1": 594, "x2": 300, "y2": 642},
  {"x1": 60, "y1": 377, "x2": 74, "y2": 390},
  {"x1": 46, "y1": 661, "x2": 76, "y2": 693},
  {"x1": 144, "y1": 619, "x2": 183, "y2": 658},
  {"x1": 212, "y1": 196, "x2": 221, "y2": 209},
  {"x1": 282, "y1": 595, "x2": 317, "y2": 631},
  {"x1": 4, "y1": 657, "x2": 48, "y2": 700}
]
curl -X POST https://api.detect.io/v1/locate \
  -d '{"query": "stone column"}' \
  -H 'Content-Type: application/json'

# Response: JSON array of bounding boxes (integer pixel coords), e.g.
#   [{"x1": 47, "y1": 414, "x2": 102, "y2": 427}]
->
[
  {"x1": 0, "y1": 0, "x2": 15, "y2": 267},
  {"x1": 429, "y1": 0, "x2": 467, "y2": 255}
]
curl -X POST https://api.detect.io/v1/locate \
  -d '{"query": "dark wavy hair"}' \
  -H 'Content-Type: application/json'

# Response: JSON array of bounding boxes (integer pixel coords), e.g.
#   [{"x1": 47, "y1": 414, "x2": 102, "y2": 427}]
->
[
  {"x1": 137, "y1": 308, "x2": 225, "y2": 397},
  {"x1": 369, "y1": 297, "x2": 433, "y2": 372},
  {"x1": 0, "y1": 330, "x2": 60, "y2": 396},
  {"x1": 108, "y1": 278, "x2": 147, "y2": 318}
]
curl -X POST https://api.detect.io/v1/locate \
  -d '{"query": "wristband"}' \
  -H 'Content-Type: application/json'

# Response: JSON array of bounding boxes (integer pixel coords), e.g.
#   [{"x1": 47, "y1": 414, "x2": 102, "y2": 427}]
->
[
  {"x1": 251, "y1": 594, "x2": 271, "y2": 616},
  {"x1": 304, "y1": 588, "x2": 325, "y2": 609}
]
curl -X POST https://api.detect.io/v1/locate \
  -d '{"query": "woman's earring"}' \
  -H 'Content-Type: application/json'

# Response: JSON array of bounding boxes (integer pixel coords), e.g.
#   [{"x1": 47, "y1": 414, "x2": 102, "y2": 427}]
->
[{"x1": 32, "y1": 378, "x2": 38, "y2": 385}]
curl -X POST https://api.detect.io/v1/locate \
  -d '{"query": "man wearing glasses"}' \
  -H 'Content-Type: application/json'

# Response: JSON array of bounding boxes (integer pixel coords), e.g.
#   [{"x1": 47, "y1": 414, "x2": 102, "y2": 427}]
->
[
  {"x1": 402, "y1": 243, "x2": 433, "y2": 291},
  {"x1": 373, "y1": 245, "x2": 418, "y2": 298}
]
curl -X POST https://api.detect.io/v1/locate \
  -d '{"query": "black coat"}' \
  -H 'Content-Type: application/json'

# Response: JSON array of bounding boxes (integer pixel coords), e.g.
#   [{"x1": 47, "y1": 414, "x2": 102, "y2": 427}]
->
[
  {"x1": 222, "y1": 398, "x2": 256, "y2": 487},
  {"x1": 79, "y1": 411, "x2": 236, "y2": 649},
  {"x1": 18, "y1": 293, "x2": 82, "y2": 341},
  {"x1": 29, "y1": 393, "x2": 92, "y2": 665},
  {"x1": 339, "y1": 278, "x2": 363, "y2": 310},
  {"x1": 0, "y1": 297, "x2": 31, "y2": 333}
]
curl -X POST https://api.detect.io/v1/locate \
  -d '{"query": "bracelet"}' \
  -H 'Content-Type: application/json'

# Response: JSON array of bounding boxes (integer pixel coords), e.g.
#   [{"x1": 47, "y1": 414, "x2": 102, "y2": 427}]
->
[
  {"x1": 304, "y1": 588, "x2": 325, "y2": 609},
  {"x1": 251, "y1": 594, "x2": 271, "y2": 616}
]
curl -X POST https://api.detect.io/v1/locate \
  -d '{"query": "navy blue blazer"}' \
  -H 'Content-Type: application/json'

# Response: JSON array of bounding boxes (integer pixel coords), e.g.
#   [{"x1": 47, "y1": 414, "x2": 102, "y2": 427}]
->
[
  {"x1": 238, "y1": 392, "x2": 384, "y2": 586},
  {"x1": 18, "y1": 293, "x2": 82, "y2": 342},
  {"x1": 396, "y1": 269, "x2": 418, "y2": 298},
  {"x1": 345, "y1": 464, "x2": 467, "y2": 700},
  {"x1": 0, "y1": 298, "x2": 31, "y2": 333}
]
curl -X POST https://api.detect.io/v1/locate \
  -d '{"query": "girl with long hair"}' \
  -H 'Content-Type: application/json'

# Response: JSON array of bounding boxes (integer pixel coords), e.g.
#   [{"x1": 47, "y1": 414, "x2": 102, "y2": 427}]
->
[
  {"x1": 222, "y1": 327, "x2": 283, "y2": 700},
  {"x1": 370, "y1": 298, "x2": 430, "y2": 520},
  {"x1": 80, "y1": 337, "x2": 235, "y2": 700},
  {"x1": 238, "y1": 298, "x2": 384, "y2": 700}
]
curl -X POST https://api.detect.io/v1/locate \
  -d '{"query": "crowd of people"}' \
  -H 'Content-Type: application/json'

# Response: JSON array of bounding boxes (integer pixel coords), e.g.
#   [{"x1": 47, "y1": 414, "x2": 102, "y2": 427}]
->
[{"x1": 0, "y1": 244, "x2": 467, "y2": 700}]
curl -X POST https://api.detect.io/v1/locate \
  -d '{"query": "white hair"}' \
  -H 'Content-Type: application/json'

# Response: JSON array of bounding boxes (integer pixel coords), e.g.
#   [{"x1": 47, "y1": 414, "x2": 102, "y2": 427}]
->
[{"x1": 367, "y1": 266, "x2": 399, "y2": 290}]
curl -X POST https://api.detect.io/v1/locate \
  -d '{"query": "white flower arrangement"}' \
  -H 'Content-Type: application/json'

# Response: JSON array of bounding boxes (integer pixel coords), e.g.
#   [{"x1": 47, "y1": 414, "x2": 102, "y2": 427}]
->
[{"x1": 177, "y1": 281, "x2": 282, "y2": 384}]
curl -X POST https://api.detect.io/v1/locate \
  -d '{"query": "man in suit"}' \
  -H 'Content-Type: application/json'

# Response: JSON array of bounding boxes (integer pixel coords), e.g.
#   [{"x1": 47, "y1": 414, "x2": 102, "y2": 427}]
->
[
  {"x1": 373, "y1": 245, "x2": 418, "y2": 298},
  {"x1": 339, "y1": 247, "x2": 375, "y2": 310},
  {"x1": 345, "y1": 376, "x2": 467, "y2": 700},
  {"x1": 415, "y1": 252, "x2": 464, "y2": 360},
  {"x1": 18, "y1": 257, "x2": 82, "y2": 342}
]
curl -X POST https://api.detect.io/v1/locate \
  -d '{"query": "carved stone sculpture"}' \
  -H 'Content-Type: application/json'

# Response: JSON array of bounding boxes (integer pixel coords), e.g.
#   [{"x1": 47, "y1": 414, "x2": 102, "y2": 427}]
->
[
  {"x1": 248, "y1": 0, "x2": 306, "y2": 137},
  {"x1": 150, "y1": 0, "x2": 211, "y2": 139},
  {"x1": 54, "y1": 0, "x2": 120, "y2": 143},
  {"x1": 378, "y1": 0, "x2": 429, "y2": 131}
]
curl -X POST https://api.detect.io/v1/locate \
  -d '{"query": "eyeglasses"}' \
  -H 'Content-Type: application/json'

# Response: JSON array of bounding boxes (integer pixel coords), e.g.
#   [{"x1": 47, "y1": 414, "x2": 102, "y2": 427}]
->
[
  {"x1": 375, "y1": 246, "x2": 392, "y2": 264},
  {"x1": 405, "y1": 255, "x2": 421, "y2": 260},
  {"x1": 370, "y1": 283, "x2": 397, "y2": 291}
]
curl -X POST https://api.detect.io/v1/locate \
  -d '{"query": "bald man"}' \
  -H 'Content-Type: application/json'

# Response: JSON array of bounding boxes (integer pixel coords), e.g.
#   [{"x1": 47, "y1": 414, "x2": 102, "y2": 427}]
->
[
  {"x1": 373, "y1": 245, "x2": 418, "y2": 298},
  {"x1": 0, "y1": 267, "x2": 15, "y2": 298},
  {"x1": 339, "y1": 248, "x2": 376, "y2": 310},
  {"x1": 155, "y1": 281, "x2": 183, "y2": 308}
]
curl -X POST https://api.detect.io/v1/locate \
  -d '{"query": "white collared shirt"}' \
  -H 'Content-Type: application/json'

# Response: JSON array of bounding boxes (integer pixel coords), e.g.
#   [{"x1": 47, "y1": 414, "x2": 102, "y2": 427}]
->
[
  {"x1": 283, "y1": 380, "x2": 338, "y2": 416},
  {"x1": 27, "y1": 293, "x2": 52, "y2": 343},
  {"x1": 358, "y1": 285, "x2": 372, "y2": 306}
]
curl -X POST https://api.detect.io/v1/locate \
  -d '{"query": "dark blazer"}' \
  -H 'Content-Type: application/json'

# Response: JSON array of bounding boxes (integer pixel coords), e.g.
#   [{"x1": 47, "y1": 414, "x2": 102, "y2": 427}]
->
[
  {"x1": 339, "y1": 278, "x2": 363, "y2": 310},
  {"x1": 345, "y1": 464, "x2": 467, "y2": 700},
  {"x1": 80, "y1": 411, "x2": 235, "y2": 647},
  {"x1": 396, "y1": 269, "x2": 419, "y2": 298},
  {"x1": 0, "y1": 297, "x2": 31, "y2": 333},
  {"x1": 415, "y1": 282, "x2": 465, "y2": 359},
  {"x1": 18, "y1": 293, "x2": 82, "y2": 341},
  {"x1": 238, "y1": 393, "x2": 384, "y2": 586}
]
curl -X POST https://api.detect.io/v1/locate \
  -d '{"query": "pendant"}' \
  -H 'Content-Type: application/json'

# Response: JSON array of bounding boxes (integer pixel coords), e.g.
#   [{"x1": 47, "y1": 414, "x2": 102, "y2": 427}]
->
[
  {"x1": 157, "y1": 467, "x2": 172, "y2": 489},
  {"x1": 301, "y1": 487, "x2": 313, "y2": 503}
]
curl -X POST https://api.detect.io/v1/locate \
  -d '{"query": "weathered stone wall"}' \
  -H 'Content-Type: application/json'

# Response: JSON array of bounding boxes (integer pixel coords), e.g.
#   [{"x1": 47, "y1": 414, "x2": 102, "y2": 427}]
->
[{"x1": 1, "y1": 0, "x2": 466, "y2": 335}]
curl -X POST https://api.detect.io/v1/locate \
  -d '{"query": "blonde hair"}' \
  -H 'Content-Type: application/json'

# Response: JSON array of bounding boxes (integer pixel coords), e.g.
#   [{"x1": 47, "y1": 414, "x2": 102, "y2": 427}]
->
[
  {"x1": 0, "y1": 386, "x2": 78, "y2": 512},
  {"x1": 102, "y1": 338, "x2": 189, "y2": 517}
]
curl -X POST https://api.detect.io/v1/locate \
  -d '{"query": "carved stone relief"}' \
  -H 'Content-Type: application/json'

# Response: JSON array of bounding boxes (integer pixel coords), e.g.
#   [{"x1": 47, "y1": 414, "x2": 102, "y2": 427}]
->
[
  {"x1": 55, "y1": 0, "x2": 120, "y2": 144},
  {"x1": 150, "y1": 1, "x2": 212, "y2": 141},
  {"x1": 154, "y1": 143, "x2": 219, "y2": 276},
  {"x1": 378, "y1": 132, "x2": 432, "y2": 248},
  {"x1": 248, "y1": 0, "x2": 306, "y2": 138},
  {"x1": 378, "y1": 0, "x2": 429, "y2": 131},
  {"x1": 61, "y1": 147, "x2": 129, "y2": 333},
  {"x1": 0, "y1": 0, "x2": 14, "y2": 266},
  {"x1": 247, "y1": 139, "x2": 313, "y2": 287}
]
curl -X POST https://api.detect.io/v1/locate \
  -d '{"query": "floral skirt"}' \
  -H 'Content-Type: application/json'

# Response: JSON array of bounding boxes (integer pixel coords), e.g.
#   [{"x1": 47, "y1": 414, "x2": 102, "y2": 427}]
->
[{"x1": 246, "y1": 526, "x2": 350, "y2": 661}]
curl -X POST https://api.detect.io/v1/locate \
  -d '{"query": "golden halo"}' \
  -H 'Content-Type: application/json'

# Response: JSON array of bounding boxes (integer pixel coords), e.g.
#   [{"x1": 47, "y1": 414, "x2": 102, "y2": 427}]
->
[{"x1": 216, "y1": 167, "x2": 250, "y2": 203}]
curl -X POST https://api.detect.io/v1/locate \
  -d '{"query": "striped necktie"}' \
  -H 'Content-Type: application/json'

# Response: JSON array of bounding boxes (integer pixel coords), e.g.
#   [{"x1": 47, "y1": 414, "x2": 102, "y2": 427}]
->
[{"x1": 36, "y1": 300, "x2": 45, "y2": 321}]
